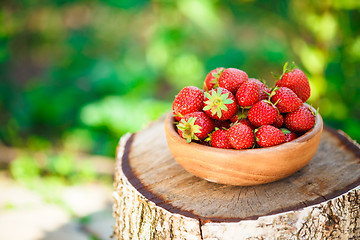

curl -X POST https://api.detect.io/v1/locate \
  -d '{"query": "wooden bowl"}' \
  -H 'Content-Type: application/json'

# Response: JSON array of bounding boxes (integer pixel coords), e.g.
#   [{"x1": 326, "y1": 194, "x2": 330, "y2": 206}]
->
[{"x1": 164, "y1": 105, "x2": 323, "y2": 186}]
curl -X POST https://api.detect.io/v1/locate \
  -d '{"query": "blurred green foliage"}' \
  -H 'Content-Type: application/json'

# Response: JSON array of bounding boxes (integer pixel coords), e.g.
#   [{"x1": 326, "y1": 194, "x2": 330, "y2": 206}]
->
[
  {"x1": 8, "y1": 150, "x2": 104, "y2": 206},
  {"x1": 0, "y1": 0, "x2": 360, "y2": 158}
]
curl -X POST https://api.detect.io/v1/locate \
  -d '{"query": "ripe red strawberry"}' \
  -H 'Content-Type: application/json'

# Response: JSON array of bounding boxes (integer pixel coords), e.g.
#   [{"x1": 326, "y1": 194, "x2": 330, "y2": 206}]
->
[
  {"x1": 248, "y1": 100, "x2": 279, "y2": 127},
  {"x1": 270, "y1": 87, "x2": 302, "y2": 113},
  {"x1": 218, "y1": 68, "x2": 248, "y2": 94},
  {"x1": 248, "y1": 78, "x2": 271, "y2": 101},
  {"x1": 237, "y1": 118, "x2": 256, "y2": 130},
  {"x1": 227, "y1": 123, "x2": 254, "y2": 149},
  {"x1": 275, "y1": 63, "x2": 311, "y2": 102},
  {"x1": 172, "y1": 86, "x2": 204, "y2": 121},
  {"x1": 177, "y1": 112, "x2": 215, "y2": 143},
  {"x1": 210, "y1": 129, "x2": 233, "y2": 149},
  {"x1": 203, "y1": 67, "x2": 225, "y2": 92},
  {"x1": 236, "y1": 81, "x2": 259, "y2": 108},
  {"x1": 284, "y1": 104, "x2": 316, "y2": 132},
  {"x1": 203, "y1": 87, "x2": 237, "y2": 121},
  {"x1": 272, "y1": 113, "x2": 284, "y2": 128},
  {"x1": 255, "y1": 125, "x2": 285, "y2": 148},
  {"x1": 281, "y1": 128, "x2": 298, "y2": 142}
]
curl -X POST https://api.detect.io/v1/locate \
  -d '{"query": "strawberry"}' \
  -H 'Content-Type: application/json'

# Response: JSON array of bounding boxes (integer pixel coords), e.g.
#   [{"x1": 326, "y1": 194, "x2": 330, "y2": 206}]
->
[
  {"x1": 270, "y1": 87, "x2": 302, "y2": 113},
  {"x1": 284, "y1": 104, "x2": 316, "y2": 132},
  {"x1": 210, "y1": 129, "x2": 233, "y2": 149},
  {"x1": 248, "y1": 78, "x2": 271, "y2": 101},
  {"x1": 275, "y1": 62, "x2": 311, "y2": 102},
  {"x1": 272, "y1": 113, "x2": 284, "y2": 128},
  {"x1": 177, "y1": 112, "x2": 215, "y2": 143},
  {"x1": 203, "y1": 87, "x2": 237, "y2": 121},
  {"x1": 237, "y1": 118, "x2": 256, "y2": 130},
  {"x1": 248, "y1": 100, "x2": 279, "y2": 127},
  {"x1": 235, "y1": 80, "x2": 259, "y2": 108},
  {"x1": 281, "y1": 128, "x2": 298, "y2": 142},
  {"x1": 172, "y1": 86, "x2": 204, "y2": 121},
  {"x1": 218, "y1": 68, "x2": 248, "y2": 94},
  {"x1": 227, "y1": 123, "x2": 254, "y2": 149},
  {"x1": 203, "y1": 67, "x2": 225, "y2": 92},
  {"x1": 255, "y1": 125, "x2": 285, "y2": 148}
]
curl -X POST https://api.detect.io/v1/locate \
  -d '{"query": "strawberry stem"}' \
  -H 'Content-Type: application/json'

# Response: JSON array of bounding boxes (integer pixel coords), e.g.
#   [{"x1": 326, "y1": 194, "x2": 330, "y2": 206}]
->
[
  {"x1": 282, "y1": 62, "x2": 289, "y2": 75},
  {"x1": 275, "y1": 61, "x2": 298, "y2": 80}
]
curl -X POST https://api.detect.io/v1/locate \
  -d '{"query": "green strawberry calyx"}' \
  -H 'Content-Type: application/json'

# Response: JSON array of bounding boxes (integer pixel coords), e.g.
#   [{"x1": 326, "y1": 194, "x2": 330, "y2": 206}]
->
[
  {"x1": 203, "y1": 88, "x2": 234, "y2": 119},
  {"x1": 210, "y1": 68, "x2": 225, "y2": 87},
  {"x1": 268, "y1": 86, "x2": 279, "y2": 101},
  {"x1": 204, "y1": 127, "x2": 219, "y2": 144},
  {"x1": 280, "y1": 128, "x2": 291, "y2": 135},
  {"x1": 257, "y1": 77, "x2": 267, "y2": 84},
  {"x1": 254, "y1": 128, "x2": 259, "y2": 142},
  {"x1": 272, "y1": 61, "x2": 297, "y2": 80},
  {"x1": 233, "y1": 108, "x2": 249, "y2": 122},
  {"x1": 308, "y1": 105, "x2": 319, "y2": 117},
  {"x1": 173, "y1": 112, "x2": 184, "y2": 120},
  {"x1": 177, "y1": 117, "x2": 201, "y2": 143},
  {"x1": 263, "y1": 99, "x2": 279, "y2": 111}
]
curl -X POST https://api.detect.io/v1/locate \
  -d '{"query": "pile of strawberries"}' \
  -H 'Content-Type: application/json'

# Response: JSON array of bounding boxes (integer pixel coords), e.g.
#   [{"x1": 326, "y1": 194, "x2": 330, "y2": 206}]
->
[{"x1": 172, "y1": 62, "x2": 317, "y2": 149}]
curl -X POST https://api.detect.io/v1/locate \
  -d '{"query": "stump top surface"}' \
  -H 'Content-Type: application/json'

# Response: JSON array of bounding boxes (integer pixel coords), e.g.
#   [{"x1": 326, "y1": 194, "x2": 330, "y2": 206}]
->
[{"x1": 118, "y1": 115, "x2": 360, "y2": 222}]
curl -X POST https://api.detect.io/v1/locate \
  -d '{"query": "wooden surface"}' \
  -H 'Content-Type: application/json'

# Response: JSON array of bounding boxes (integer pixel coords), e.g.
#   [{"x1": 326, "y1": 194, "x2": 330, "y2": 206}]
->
[{"x1": 113, "y1": 114, "x2": 360, "y2": 239}]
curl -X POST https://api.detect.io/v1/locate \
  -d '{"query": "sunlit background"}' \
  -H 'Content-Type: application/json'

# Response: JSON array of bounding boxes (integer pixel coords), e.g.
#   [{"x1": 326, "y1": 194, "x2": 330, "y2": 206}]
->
[{"x1": 0, "y1": 0, "x2": 359, "y2": 237}]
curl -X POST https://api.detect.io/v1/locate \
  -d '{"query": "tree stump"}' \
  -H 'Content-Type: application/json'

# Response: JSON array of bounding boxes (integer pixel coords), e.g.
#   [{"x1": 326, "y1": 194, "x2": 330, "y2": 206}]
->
[{"x1": 112, "y1": 115, "x2": 360, "y2": 240}]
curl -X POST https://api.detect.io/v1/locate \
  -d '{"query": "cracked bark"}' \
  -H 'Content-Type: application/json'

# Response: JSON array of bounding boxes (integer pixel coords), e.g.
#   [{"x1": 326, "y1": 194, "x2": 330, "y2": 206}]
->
[{"x1": 113, "y1": 115, "x2": 360, "y2": 240}]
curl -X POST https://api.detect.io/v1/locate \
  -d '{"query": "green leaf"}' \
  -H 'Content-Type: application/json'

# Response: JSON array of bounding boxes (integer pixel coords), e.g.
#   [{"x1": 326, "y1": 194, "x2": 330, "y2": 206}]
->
[
  {"x1": 219, "y1": 104, "x2": 228, "y2": 111},
  {"x1": 282, "y1": 62, "x2": 289, "y2": 75},
  {"x1": 203, "y1": 105, "x2": 211, "y2": 111},
  {"x1": 223, "y1": 98, "x2": 234, "y2": 104},
  {"x1": 204, "y1": 92, "x2": 212, "y2": 99},
  {"x1": 272, "y1": 72, "x2": 281, "y2": 79},
  {"x1": 216, "y1": 108, "x2": 222, "y2": 118},
  {"x1": 281, "y1": 128, "x2": 291, "y2": 134},
  {"x1": 221, "y1": 92, "x2": 230, "y2": 100},
  {"x1": 290, "y1": 61, "x2": 297, "y2": 71}
]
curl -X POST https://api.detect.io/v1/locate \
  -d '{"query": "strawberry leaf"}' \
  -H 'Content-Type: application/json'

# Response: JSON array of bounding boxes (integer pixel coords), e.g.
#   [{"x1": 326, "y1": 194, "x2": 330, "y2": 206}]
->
[
  {"x1": 203, "y1": 105, "x2": 212, "y2": 111},
  {"x1": 204, "y1": 91, "x2": 212, "y2": 99},
  {"x1": 209, "y1": 68, "x2": 224, "y2": 88},
  {"x1": 282, "y1": 62, "x2": 289, "y2": 75},
  {"x1": 271, "y1": 72, "x2": 281, "y2": 79},
  {"x1": 219, "y1": 104, "x2": 228, "y2": 111},
  {"x1": 280, "y1": 128, "x2": 291, "y2": 134},
  {"x1": 222, "y1": 98, "x2": 234, "y2": 104},
  {"x1": 216, "y1": 108, "x2": 222, "y2": 118}
]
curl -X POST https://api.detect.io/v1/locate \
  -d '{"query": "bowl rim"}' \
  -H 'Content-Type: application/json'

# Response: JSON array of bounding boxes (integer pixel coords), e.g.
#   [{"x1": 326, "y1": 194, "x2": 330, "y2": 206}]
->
[{"x1": 166, "y1": 103, "x2": 323, "y2": 154}]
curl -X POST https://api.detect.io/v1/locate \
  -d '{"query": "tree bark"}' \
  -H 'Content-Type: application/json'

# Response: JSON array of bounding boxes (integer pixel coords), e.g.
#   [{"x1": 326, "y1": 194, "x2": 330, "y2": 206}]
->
[{"x1": 113, "y1": 115, "x2": 360, "y2": 240}]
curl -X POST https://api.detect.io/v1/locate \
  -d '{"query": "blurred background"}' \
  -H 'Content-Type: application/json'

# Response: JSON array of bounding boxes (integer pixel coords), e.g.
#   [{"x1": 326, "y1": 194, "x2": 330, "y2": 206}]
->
[{"x1": 0, "y1": 0, "x2": 359, "y2": 239}]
